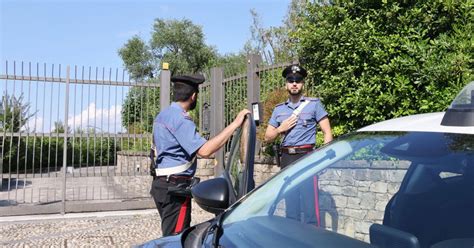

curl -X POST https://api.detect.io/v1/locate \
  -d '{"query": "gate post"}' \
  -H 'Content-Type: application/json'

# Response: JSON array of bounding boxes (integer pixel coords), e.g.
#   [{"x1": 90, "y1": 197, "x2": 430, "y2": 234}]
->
[
  {"x1": 247, "y1": 54, "x2": 262, "y2": 110},
  {"x1": 160, "y1": 63, "x2": 171, "y2": 110},
  {"x1": 61, "y1": 65, "x2": 70, "y2": 215},
  {"x1": 247, "y1": 54, "x2": 262, "y2": 155},
  {"x1": 210, "y1": 67, "x2": 224, "y2": 175}
]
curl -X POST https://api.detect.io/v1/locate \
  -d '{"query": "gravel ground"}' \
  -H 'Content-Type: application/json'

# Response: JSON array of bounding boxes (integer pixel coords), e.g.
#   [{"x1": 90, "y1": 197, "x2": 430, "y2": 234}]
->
[{"x1": 0, "y1": 206, "x2": 214, "y2": 247}]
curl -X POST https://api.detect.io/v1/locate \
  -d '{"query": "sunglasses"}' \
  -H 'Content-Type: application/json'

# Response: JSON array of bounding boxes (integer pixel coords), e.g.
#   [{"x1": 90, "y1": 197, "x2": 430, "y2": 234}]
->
[{"x1": 286, "y1": 77, "x2": 304, "y2": 83}]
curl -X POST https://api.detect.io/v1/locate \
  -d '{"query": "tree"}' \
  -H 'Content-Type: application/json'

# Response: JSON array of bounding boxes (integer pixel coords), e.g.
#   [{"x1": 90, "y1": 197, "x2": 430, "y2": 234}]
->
[
  {"x1": 245, "y1": 0, "x2": 307, "y2": 64},
  {"x1": 121, "y1": 87, "x2": 160, "y2": 133},
  {"x1": 118, "y1": 37, "x2": 154, "y2": 81},
  {"x1": 151, "y1": 19, "x2": 218, "y2": 75},
  {"x1": 118, "y1": 18, "x2": 219, "y2": 81},
  {"x1": 0, "y1": 94, "x2": 34, "y2": 132},
  {"x1": 295, "y1": 0, "x2": 473, "y2": 132},
  {"x1": 119, "y1": 18, "x2": 223, "y2": 133},
  {"x1": 0, "y1": 94, "x2": 35, "y2": 173},
  {"x1": 52, "y1": 121, "x2": 71, "y2": 134}
]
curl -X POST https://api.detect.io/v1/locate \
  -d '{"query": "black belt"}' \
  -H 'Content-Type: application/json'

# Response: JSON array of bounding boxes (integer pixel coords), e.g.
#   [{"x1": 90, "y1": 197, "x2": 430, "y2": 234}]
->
[
  {"x1": 281, "y1": 145, "x2": 314, "y2": 155},
  {"x1": 156, "y1": 175, "x2": 192, "y2": 184}
]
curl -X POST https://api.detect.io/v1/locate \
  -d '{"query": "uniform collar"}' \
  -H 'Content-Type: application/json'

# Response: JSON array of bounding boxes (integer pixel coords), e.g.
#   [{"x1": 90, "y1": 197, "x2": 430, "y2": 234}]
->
[
  {"x1": 171, "y1": 102, "x2": 186, "y2": 113},
  {"x1": 285, "y1": 95, "x2": 307, "y2": 105}
]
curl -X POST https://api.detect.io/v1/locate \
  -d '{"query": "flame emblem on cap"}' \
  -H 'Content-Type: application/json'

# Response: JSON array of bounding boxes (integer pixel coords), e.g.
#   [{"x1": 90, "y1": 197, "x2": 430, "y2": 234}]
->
[{"x1": 291, "y1": 65, "x2": 301, "y2": 74}]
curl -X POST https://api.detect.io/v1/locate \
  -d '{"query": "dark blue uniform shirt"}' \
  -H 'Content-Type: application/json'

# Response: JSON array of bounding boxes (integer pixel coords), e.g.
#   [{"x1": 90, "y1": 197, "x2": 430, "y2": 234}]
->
[
  {"x1": 268, "y1": 96, "x2": 328, "y2": 147},
  {"x1": 153, "y1": 102, "x2": 206, "y2": 176}
]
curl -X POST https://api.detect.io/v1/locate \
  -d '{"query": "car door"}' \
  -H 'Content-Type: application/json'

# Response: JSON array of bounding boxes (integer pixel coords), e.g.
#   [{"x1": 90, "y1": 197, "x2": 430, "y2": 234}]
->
[{"x1": 221, "y1": 113, "x2": 256, "y2": 205}]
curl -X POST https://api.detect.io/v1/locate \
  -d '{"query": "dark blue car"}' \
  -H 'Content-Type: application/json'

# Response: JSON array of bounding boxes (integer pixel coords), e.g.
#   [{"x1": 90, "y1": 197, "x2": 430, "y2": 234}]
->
[{"x1": 141, "y1": 82, "x2": 474, "y2": 248}]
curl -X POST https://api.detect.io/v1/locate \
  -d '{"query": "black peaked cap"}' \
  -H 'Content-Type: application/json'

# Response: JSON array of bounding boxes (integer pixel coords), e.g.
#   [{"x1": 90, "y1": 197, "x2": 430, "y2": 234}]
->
[
  {"x1": 171, "y1": 74, "x2": 205, "y2": 86},
  {"x1": 282, "y1": 64, "x2": 307, "y2": 78}
]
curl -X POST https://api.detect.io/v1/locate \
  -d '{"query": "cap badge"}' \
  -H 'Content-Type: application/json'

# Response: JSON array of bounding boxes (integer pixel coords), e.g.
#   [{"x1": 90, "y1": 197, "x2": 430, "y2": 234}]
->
[{"x1": 291, "y1": 65, "x2": 300, "y2": 74}]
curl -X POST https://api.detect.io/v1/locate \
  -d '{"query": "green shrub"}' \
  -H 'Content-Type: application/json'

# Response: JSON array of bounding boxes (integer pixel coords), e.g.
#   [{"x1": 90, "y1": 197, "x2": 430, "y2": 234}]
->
[{"x1": 296, "y1": 0, "x2": 473, "y2": 131}]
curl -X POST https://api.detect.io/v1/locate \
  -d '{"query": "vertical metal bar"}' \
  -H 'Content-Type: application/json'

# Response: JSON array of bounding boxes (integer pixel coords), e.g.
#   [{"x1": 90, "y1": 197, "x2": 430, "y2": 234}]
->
[
  {"x1": 113, "y1": 69, "x2": 118, "y2": 170},
  {"x1": 86, "y1": 67, "x2": 91, "y2": 175},
  {"x1": 210, "y1": 67, "x2": 224, "y2": 175},
  {"x1": 55, "y1": 64, "x2": 61, "y2": 174},
  {"x1": 105, "y1": 69, "x2": 111, "y2": 199},
  {"x1": 31, "y1": 63, "x2": 39, "y2": 178},
  {"x1": 247, "y1": 54, "x2": 262, "y2": 111},
  {"x1": 23, "y1": 62, "x2": 32, "y2": 203},
  {"x1": 71, "y1": 66, "x2": 77, "y2": 176},
  {"x1": 7, "y1": 61, "x2": 16, "y2": 200},
  {"x1": 106, "y1": 68, "x2": 112, "y2": 176},
  {"x1": 120, "y1": 70, "x2": 125, "y2": 176},
  {"x1": 93, "y1": 67, "x2": 98, "y2": 175},
  {"x1": 99, "y1": 67, "x2": 105, "y2": 177},
  {"x1": 39, "y1": 63, "x2": 47, "y2": 177},
  {"x1": 159, "y1": 67, "x2": 171, "y2": 110},
  {"x1": 47, "y1": 64, "x2": 53, "y2": 176},
  {"x1": 0, "y1": 62, "x2": 7, "y2": 187},
  {"x1": 79, "y1": 66, "x2": 84, "y2": 175},
  {"x1": 15, "y1": 61, "x2": 24, "y2": 203},
  {"x1": 61, "y1": 65, "x2": 70, "y2": 214}
]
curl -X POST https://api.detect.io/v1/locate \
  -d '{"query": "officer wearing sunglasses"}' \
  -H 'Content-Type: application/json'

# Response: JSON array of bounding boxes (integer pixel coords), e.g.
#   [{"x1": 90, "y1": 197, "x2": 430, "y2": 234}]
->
[{"x1": 264, "y1": 64, "x2": 333, "y2": 226}]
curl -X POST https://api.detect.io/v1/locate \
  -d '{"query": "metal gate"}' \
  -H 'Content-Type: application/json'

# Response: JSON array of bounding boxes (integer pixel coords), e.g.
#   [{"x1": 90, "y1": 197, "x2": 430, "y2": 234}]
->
[
  {"x1": 0, "y1": 61, "x2": 160, "y2": 216},
  {"x1": 0, "y1": 55, "x2": 293, "y2": 216}
]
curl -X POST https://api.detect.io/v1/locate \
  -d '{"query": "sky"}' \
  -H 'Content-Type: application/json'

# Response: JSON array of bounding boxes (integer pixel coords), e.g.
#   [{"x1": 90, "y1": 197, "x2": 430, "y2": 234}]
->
[
  {"x1": 1, "y1": 0, "x2": 290, "y2": 68},
  {"x1": 0, "y1": 0, "x2": 291, "y2": 133}
]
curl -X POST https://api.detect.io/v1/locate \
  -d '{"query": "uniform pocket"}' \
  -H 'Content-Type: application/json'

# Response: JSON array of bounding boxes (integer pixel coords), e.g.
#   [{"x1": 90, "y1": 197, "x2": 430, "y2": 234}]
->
[
  {"x1": 298, "y1": 113, "x2": 316, "y2": 127},
  {"x1": 150, "y1": 179, "x2": 171, "y2": 203}
]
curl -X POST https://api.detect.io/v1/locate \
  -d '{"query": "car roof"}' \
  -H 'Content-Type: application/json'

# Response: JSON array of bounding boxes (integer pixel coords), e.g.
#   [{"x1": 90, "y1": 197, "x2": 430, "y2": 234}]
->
[{"x1": 358, "y1": 112, "x2": 474, "y2": 134}]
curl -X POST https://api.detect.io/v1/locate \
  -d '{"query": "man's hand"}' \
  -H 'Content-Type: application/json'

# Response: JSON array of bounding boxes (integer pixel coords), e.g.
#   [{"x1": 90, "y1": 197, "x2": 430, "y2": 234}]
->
[
  {"x1": 198, "y1": 108, "x2": 250, "y2": 158},
  {"x1": 277, "y1": 115, "x2": 297, "y2": 134},
  {"x1": 264, "y1": 115, "x2": 298, "y2": 143},
  {"x1": 232, "y1": 109, "x2": 251, "y2": 128}
]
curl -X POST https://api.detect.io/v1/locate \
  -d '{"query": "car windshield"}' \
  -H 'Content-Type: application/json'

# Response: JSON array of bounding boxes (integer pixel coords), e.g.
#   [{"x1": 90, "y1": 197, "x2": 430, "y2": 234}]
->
[{"x1": 218, "y1": 131, "x2": 474, "y2": 247}]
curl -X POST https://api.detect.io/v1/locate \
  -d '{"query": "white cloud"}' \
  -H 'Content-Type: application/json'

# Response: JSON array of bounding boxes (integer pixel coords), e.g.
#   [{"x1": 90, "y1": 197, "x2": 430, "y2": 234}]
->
[
  {"x1": 22, "y1": 117, "x2": 44, "y2": 132},
  {"x1": 67, "y1": 103, "x2": 124, "y2": 133}
]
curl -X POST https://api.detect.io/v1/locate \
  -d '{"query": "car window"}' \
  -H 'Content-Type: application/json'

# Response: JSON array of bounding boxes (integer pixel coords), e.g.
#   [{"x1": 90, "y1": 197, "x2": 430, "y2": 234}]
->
[
  {"x1": 218, "y1": 131, "x2": 474, "y2": 247},
  {"x1": 225, "y1": 115, "x2": 253, "y2": 198}
]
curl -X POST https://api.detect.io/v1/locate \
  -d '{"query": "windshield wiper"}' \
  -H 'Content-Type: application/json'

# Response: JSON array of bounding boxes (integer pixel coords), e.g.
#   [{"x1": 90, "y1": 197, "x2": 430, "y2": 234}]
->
[{"x1": 268, "y1": 149, "x2": 336, "y2": 215}]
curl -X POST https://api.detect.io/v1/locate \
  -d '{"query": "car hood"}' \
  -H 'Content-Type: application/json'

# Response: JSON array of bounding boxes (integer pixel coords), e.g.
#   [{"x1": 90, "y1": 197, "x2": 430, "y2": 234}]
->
[{"x1": 137, "y1": 234, "x2": 182, "y2": 248}]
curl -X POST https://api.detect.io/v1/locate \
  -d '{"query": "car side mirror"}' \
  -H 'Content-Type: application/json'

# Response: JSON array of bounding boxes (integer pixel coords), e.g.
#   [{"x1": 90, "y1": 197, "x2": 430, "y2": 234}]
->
[
  {"x1": 191, "y1": 177, "x2": 229, "y2": 215},
  {"x1": 370, "y1": 223, "x2": 420, "y2": 248}
]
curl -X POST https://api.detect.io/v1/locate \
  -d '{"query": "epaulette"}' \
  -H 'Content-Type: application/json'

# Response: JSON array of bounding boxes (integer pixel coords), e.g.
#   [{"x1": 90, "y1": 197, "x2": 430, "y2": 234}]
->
[
  {"x1": 275, "y1": 102, "x2": 286, "y2": 107},
  {"x1": 305, "y1": 97, "x2": 320, "y2": 102},
  {"x1": 182, "y1": 112, "x2": 192, "y2": 120}
]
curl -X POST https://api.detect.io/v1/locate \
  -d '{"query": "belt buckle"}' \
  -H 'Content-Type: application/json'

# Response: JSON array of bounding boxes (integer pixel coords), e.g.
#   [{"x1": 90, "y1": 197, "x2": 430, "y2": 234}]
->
[{"x1": 288, "y1": 147, "x2": 296, "y2": 154}]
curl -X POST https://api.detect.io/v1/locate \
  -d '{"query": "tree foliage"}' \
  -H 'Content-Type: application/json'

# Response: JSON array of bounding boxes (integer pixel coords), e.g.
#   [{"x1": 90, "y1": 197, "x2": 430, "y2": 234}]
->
[
  {"x1": 118, "y1": 37, "x2": 154, "y2": 81},
  {"x1": 246, "y1": 0, "x2": 307, "y2": 64},
  {"x1": 295, "y1": 0, "x2": 473, "y2": 131},
  {"x1": 118, "y1": 18, "x2": 220, "y2": 81},
  {"x1": 121, "y1": 87, "x2": 160, "y2": 133},
  {"x1": 0, "y1": 94, "x2": 34, "y2": 132},
  {"x1": 118, "y1": 18, "x2": 224, "y2": 133},
  {"x1": 151, "y1": 19, "x2": 218, "y2": 75}
]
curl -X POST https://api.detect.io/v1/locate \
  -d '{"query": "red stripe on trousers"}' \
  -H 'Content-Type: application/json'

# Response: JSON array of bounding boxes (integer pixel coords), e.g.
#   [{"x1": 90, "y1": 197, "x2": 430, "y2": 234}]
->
[
  {"x1": 174, "y1": 197, "x2": 190, "y2": 233},
  {"x1": 313, "y1": 176, "x2": 321, "y2": 227}
]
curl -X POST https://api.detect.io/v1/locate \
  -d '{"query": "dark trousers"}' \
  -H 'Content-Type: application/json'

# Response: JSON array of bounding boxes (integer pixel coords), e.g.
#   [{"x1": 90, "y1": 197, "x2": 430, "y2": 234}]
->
[
  {"x1": 281, "y1": 152, "x2": 320, "y2": 226},
  {"x1": 150, "y1": 178, "x2": 192, "y2": 236}
]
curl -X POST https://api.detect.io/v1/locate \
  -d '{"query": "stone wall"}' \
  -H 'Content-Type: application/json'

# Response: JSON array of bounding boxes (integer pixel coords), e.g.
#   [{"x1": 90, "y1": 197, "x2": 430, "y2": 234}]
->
[
  {"x1": 318, "y1": 160, "x2": 409, "y2": 242},
  {"x1": 116, "y1": 152, "x2": 410, "y2": 242}
]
